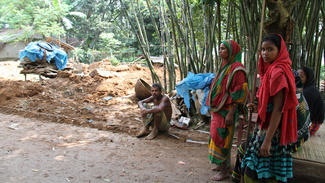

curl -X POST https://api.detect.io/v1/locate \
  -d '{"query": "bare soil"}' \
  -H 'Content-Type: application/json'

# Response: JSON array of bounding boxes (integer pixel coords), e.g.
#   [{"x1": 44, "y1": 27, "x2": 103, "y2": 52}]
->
[
  {"x1": 0, "y1": 60, "x2": 158, "y2": 135},
  {"x1": 0, "y1": 61, "x2": 320, "y2": 183},
  {"x1": 0, "y1": 113, "x2": 221, "y2": 183},
  {"x1": 0, "y1": 60, "x2": 234, "y2": 183}
]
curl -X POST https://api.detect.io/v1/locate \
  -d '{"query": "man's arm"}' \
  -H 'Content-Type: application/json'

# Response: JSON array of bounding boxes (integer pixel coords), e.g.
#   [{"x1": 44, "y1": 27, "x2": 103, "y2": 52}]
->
[
  {"x1": 141, "y1": 96, "x2": 168, "y2": 115},
  {"x1": 138, "y1": 96, "x2": 154, "y2": 110}
]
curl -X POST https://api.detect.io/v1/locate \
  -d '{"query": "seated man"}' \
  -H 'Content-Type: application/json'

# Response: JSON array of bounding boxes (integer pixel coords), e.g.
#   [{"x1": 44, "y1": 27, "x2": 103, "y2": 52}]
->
[{"x1": 137, "y1": 83, "x2": 172, "y2": 140}]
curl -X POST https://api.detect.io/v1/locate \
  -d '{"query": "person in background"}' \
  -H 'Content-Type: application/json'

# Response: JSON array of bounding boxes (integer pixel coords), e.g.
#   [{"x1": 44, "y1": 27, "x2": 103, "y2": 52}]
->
[
  {"x1": 298, "y1": 67, "x2": 325, "y2": 136},
  {"x1": 206, "y1": 40, "x2": 248, "y2": 181},
  {"x1": 137, "y1": 83, "x2": 172, "y2": 140}
]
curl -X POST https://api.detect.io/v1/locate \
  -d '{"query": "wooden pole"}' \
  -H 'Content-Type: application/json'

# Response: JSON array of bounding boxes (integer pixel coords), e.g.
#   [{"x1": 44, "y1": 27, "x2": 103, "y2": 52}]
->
[
  {"x1": 245, "y1": 0, "x2": 266, "y2": 150},
  {"x1": 240, "y1": 2, "x2": 266, "y2": 183}
]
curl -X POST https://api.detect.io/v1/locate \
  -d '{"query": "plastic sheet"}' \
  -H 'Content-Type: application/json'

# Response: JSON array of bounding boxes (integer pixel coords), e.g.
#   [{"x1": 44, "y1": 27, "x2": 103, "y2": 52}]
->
[
  {"x1": 176, "y1": 72, "x2": 215, "y2": 115},
  {"x1": 19, "y1": 41, "x2": 67, "y2": 70}
]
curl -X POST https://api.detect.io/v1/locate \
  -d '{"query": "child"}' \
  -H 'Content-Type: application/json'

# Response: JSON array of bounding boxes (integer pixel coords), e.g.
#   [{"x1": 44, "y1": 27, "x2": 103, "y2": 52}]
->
[{"x1": 239, "y1": 34, "x2": 298, "y2": 182}]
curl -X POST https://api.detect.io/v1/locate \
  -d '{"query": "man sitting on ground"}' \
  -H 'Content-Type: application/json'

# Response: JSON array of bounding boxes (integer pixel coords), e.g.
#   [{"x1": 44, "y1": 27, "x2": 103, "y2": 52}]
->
[{"x1": 137, "y1": 83, "x2": 172, "y2": 140}]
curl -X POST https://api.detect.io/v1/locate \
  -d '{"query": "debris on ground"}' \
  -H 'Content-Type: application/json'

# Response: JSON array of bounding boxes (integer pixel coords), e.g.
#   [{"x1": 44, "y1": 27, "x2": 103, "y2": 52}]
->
[
  {"x1": 19, "y1": 41, "x2": 69, "y2": 80},
  {"x1": 0, "y1": 60, "x2": 182, "y2": 137}
]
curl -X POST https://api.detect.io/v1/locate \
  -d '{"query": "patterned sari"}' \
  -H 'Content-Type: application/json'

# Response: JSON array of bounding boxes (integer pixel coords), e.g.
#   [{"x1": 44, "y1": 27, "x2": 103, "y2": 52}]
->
[{"x1": 206, "y1": 40, "x2": 248, "y2": 166}]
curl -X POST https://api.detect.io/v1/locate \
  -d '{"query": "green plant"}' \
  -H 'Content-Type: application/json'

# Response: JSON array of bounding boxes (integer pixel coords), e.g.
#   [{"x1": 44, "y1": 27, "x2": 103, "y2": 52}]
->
[
  {"x1": 109, "y1": 56, "x2": 120, "y2": 66},
  {"x1": 71, "y1": 48, "x2": 95, "y2": 64}
]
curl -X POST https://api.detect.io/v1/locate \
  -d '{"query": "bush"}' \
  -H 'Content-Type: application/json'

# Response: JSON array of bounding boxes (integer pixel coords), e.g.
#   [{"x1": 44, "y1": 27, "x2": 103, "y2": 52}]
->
[
  {"x1": 71, "y1": 48, "x2": 95, "y2": 64},
  {"x1": 109, "y1": 56, "x2": 120, "y2": 66}
]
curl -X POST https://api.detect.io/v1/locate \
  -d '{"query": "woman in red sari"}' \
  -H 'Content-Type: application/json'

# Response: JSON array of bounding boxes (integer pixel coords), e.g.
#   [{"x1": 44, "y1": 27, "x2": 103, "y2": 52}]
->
[
  {"x1": 239, "y1": 34, "x2": 298, "y2": 183},
  {"x1": 206, "y1": 40, "x2": 248, "y2": 181}
]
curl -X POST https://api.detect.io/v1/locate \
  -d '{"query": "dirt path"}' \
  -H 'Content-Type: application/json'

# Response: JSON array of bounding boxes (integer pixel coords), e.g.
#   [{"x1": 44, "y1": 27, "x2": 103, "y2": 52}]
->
[{"x1": 0, "y1": 113, "x2": 233, "y2": 183}]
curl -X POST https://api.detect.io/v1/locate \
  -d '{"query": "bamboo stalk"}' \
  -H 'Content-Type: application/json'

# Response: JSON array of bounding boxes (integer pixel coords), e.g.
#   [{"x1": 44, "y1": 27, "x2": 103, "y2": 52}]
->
[
  {"x1": 245, "y1": 0, "x2": 266, "y2": 150},
  {"x1": 119, "y1": 0, "x2": 161, "y2": 85}
]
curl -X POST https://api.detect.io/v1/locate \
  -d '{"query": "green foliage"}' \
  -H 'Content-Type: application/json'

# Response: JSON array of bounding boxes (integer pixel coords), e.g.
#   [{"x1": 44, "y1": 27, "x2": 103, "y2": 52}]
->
[
  {"x1": 109, "y1": 56, "x2": 120, "y2": 66},
  {"x1": 71, "y1": 48, "x2": 95, "y2": 64},
  {"x1": 66, "y1": 0, "x2": 120, "y2": 49},
  {"x1": 1, "y1": 0, "x2": 320, "y2": 89},
  {"x1": 98, "y1": 32, "x2": 121, "y2": 53},
  {"x1": 0, "y1": 0, "x2": 69, "y2": 38}
]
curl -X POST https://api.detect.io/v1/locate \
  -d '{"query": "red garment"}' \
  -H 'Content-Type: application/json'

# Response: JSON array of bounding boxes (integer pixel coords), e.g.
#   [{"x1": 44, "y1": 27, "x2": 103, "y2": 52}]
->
[
  {"x1": 257, "y1": 34, "x2": 298, "y2": 145},
  {"x1": 207, "y1": 61, "x2": 247, "y2": 108},
  {"x1": 206, "y1": 40, "x2": 246, "y2": 110},
  {"x1": 210, "y1": 70, "x2": 247, "y2": 128},
  {"x1": 207, "y1": 40, "x2": 248, "y2": 165}
]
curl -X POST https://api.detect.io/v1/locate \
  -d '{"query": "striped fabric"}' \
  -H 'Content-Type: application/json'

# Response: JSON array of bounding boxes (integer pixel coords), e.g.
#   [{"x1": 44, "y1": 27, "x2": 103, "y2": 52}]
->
[
  {"x1": 309, "y1": 121, "x2": 321, "y2": 136},
  {"x1": 241, "y1": 130, "x2": 293, "y2": 182},
  {"x1": 208, "y1": 123, "x2": 235, "y2": 166}
]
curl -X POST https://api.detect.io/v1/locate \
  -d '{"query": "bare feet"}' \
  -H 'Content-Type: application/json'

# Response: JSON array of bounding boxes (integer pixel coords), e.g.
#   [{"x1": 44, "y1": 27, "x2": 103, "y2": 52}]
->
[
  {"x1": 211, "y1": 165, "x2": 223, "y2": 171},
  {"x1": 210, "y1": 171, "x2": 229, "y2": 181},
  {"x1": 136, "y1": 127, "x2": 149, "y2": 137},
  {"x1": 145, "y1": 128, "x2": 158, "y2": 140}
]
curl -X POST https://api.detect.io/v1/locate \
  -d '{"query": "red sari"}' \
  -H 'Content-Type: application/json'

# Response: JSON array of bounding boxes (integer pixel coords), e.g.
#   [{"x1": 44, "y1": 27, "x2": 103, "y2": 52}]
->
[
  {"x1": 257, "y1": 35, "x2": 298, "y2": 145},
  {"x1": 239, "y1": 34, "x2": 298, "y2": 183},
  {"x1": 206, "y1": 40, "x2": 248, "y2": 165}
]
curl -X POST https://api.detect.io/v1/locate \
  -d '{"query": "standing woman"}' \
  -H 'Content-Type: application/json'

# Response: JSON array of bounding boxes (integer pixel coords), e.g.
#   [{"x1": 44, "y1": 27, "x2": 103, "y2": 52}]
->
[
  {"x1": 298, "y1": 67, "x2": 324, "y2": 136},
  {"x1": 206, "y1": 40, "x2": 248, "y2": 181},
  {"x1": 241, "y1": 34, "x2": 298, "y2": 182}
]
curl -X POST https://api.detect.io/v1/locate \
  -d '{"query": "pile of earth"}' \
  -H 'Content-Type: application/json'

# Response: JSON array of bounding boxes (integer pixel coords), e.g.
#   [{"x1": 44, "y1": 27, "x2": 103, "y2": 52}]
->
[{"x1": 0, "y1": 60, "x2": 167, "y2": 135}]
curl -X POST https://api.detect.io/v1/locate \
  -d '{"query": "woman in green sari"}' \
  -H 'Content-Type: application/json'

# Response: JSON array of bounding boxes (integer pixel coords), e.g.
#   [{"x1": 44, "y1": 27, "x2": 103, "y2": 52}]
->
[{"x1": 206, "y1": 40, "x2": 248, "y2": 181}]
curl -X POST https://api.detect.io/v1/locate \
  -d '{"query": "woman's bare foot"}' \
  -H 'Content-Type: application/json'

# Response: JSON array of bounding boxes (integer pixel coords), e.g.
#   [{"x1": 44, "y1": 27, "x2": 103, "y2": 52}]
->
[
  {"x1": 136, "y1": 127, "x2": 149, "y2": 137},
  {"x1": 211, "y1": 165, "x2": 223, "y2": 171},
  {"x1": 145, "y1": 128, "x2": 158, "y2": 140},
  {"x1": 210, "y1": 171, "x2": 229, "y2": 181}
]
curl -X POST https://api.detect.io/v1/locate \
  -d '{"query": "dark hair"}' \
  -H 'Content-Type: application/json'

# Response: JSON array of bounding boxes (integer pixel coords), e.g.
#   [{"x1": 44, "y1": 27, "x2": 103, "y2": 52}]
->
[
  {"x1": 152, "y1": 83, "x2": 162, "y2": 91},
  {"x1": 262, "y1": 34, "x2": 281, "y2": 51},
  {"x1": 293, "y1": 70, "x2": 303, "y2": 88},
  {"x1": 301, "y1": 66, "x2": 315, "y2": 86}
]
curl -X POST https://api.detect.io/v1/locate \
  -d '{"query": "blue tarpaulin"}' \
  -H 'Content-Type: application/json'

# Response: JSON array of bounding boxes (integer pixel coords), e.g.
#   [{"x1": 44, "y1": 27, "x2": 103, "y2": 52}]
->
[
  {"x1": 176, "y1": 72, "x2": 216, "y2": 115},
  {"x1": 19, "y1": 41, "x2": 68, "y2": 70}
]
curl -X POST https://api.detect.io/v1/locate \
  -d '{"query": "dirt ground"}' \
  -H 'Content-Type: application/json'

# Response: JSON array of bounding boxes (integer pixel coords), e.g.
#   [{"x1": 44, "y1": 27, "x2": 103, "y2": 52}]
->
[
  {"x1": 0, "y1": 113, "x2": 224, "y2": 183},
  {"x1": 0, "y1": 60, "x2": 213, "y2": 140},
  {"x1": 0, "y1": 60, "x2": 159, "y2": 136},
  {"x1": 0, "y1": 60, "x2": 234, "y2": 183}
]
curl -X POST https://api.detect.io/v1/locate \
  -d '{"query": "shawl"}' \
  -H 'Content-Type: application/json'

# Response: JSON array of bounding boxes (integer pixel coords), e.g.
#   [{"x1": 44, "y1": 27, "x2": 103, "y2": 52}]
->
[
  {"x1": 207, "y1": 40, "x2": 247, "y2": 111},
  {"x1": 257, "y1": 34, "x2": 298, "y2": 145},
  {"x1": 302, "y1": 67, "x2": 325, "y2": 123}
]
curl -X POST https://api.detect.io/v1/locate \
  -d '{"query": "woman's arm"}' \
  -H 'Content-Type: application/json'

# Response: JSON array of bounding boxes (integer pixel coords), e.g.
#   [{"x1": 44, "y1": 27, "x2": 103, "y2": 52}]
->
[
  {"x1": 226, "y1": 70, "x2": 248, "y2": 126},
  {"x1": 225, "y1": 103, "x2": 237, "y2": 126},
  {"x1": 260, "y1": 89, "x2": 284, "y2": 157}
]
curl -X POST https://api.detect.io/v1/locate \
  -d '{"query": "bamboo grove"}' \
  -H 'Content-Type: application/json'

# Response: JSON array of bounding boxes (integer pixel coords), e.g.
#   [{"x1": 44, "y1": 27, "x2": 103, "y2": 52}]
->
[{"x1": 119, "y1": 0, "x2": 325, "y2": 92}]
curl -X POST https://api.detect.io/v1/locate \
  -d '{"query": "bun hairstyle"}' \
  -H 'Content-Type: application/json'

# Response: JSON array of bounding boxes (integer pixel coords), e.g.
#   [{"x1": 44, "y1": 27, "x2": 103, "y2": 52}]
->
[{"x1": 262, "y1": 33, "x2": 281, "y2": 51}]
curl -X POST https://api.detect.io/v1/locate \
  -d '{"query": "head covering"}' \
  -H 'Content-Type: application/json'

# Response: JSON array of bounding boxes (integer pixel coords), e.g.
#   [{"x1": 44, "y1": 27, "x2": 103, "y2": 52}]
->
[
  {"x1": 207, "y1": 40, "x2": 245, "y2": 109},
  {"x1": 257, "y1": 34, "x2": 298, "y2": 145},
  {"x1": 222, "y1": 40, "x2": 242, "y2": 63}
]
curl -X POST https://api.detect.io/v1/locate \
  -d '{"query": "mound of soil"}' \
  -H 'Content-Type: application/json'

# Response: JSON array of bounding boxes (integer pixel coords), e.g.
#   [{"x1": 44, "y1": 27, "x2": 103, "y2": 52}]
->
[{"x1": 0, "y1": 60, "x2": 169, "y2": 136}]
